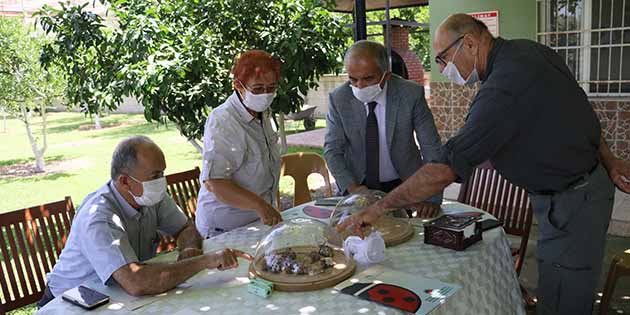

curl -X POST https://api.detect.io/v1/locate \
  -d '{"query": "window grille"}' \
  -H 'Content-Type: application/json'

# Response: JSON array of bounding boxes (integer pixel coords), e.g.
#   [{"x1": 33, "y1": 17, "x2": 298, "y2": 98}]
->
[{"x1": 537, "y1": 0, "x2": 630, "y2": 97}]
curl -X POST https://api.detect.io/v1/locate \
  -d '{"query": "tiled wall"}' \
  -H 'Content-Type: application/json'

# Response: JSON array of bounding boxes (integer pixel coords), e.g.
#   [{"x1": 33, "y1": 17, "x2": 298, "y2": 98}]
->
[
  {"x1": 428, "y1": 82, "x2": 630, "y2": 161},
  {"x1": 428, "y1": 82, "x2": 480, "y2": 142},
  {"x1": 429, "y1": 81, "x2": 630, "y2": 236}
]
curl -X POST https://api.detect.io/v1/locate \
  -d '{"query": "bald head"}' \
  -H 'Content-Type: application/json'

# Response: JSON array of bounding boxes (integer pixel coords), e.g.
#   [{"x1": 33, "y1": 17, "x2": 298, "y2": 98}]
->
[
  {"x1": 111, "y1": 135, "x2": 165, "y2": 181},
  {"x1": 344, "y1": 40, "x2": 389, "y2": 74},
  {"x1": 437, "y1": 13, "x2": 492, "y2": 43},
  {"x1": 433, "y1": 14, "x2": 496, "y2": 82}
]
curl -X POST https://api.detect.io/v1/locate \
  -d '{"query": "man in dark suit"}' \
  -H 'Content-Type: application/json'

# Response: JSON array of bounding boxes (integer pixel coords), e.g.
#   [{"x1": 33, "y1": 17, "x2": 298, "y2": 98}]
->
[{"x1": 324, "y1": 40, "x2": 443, "y2": 216}]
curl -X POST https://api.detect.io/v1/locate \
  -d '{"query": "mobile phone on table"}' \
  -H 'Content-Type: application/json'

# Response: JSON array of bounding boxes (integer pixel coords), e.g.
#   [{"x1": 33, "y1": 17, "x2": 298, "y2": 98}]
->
[
  {"x1": 314, "y1": 197, "x2": 343, "y2": 206},
  {"x1": 62, "y1": 285, "x2": 109, "y2": 310},
  {"x1": 479, "y1": 219, "x2": 503, "y2": 231}
]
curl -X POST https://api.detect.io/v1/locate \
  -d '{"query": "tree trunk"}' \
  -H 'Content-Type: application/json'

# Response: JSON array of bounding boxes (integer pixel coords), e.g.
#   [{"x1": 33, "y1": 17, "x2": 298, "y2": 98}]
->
[
  {"x1": 1, "y1": 108, "x2": 6, "y2": 133},
  {"x1": 20, "y1": 102, "x2": 45, "y2": 172},
  {"x1": 39, "y1": 101, "x2": 48, "y2": 163},
  {"x1": 172, "y1": 123, "x2": 203, "y2": 154},
  {"x1": 278, "y1": 112, "x2": 288, "y2": 155},
  {"x1": 189, "y1": 138, "x2": 203, "y2": 154},
  {"x1": 94, "y1": 112, "x2": 102, "y2": 129}
]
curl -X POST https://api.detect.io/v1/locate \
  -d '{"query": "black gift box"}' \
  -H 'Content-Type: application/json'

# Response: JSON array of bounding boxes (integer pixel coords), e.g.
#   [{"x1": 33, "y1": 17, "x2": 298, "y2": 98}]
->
[{"x1": 423, "y1": 215, "x2": 482, "y2": 251}]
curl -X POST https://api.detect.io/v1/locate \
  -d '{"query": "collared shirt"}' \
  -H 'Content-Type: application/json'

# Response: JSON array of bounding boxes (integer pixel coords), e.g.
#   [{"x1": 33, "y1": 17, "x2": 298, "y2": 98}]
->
[
  {"x1": 46, "y1": 181, "x2": 188, "y2": 296},
  {"x1": 196, "y1": 92, "x2": 281, "y2": 237},
  {"x1": 442, "y1": 38, "x2": 601, "y2": 192},
  {"x1": 361, "y1": 83, "x2": 400, "y2": 182}
]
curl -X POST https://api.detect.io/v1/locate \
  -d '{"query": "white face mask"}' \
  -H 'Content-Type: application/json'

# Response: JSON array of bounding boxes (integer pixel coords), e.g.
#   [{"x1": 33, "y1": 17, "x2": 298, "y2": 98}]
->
[
  {"x1": 128, "y1": 175, "x2": 167, "y2": 207},
  {"x1": 351, "y1": 72, "x2": 386, "y2": 103},
  {"x1": 441, "y1": 43, "x2": 479, "y2": 86},
  {"x1": 238, "y1": 81, "x2": 276, "y2": 112}
]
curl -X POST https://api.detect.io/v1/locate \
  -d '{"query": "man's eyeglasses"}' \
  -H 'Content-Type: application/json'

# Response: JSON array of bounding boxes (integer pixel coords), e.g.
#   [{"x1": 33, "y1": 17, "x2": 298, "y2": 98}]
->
[{"x1": 435, "y1": 35, "x2": 465, "y2": 66}]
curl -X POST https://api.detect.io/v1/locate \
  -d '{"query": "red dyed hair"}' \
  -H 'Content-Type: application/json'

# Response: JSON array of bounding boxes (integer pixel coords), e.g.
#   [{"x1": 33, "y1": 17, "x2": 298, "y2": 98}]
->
[{"x1": 231, "y1": 50, "x2": 282, "y2": 83}]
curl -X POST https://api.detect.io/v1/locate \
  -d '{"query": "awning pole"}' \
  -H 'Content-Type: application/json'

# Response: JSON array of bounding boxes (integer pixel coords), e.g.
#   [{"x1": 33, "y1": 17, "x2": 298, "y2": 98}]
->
[
  {"x1": 386, "y1": 0, "x2": 392, "y2": 71},
  {"x1": 354, "y1": 0, "x2": 368, "y2": 41}
]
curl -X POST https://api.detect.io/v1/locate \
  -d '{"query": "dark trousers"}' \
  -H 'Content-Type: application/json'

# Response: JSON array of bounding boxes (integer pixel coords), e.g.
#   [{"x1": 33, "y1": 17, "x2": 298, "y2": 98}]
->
[
  {"x1": 343, "y1": 178, "x2": 402, "y2": 196},
  {"x1": 375, "y1": 178, "x2": 402, "y2": 193},
  {"x1": 37, "y1": 285, "x2": 55, "y2": 309},
  {"x1": 529, "y1": 164, "x2": 615, "y2": 315}
]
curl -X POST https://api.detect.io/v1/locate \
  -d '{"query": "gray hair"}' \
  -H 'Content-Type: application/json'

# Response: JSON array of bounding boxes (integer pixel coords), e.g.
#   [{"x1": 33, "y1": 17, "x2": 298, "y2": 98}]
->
[
  {"x1": 110, "y1": 135, "x2": 155, "y2": 181},
  {"x1": 344, "y1": 40, "x2": 389, "y2": 73},
  {"x1": 439, "y1": 13, "x2": 492, "y2": 41}
]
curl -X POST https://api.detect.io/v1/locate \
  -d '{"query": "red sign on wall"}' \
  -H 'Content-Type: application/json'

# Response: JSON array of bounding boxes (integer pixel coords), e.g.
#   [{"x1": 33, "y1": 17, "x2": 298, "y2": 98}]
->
[{"x1": 468, "y1": 11, "x2": 499, "y2": 37}]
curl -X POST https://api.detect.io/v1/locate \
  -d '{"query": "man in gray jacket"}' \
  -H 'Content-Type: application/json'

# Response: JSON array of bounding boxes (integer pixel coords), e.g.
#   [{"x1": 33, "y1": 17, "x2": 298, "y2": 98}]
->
[{"x1": 324, "y1": 40, "x2": 443, "y2": 216}]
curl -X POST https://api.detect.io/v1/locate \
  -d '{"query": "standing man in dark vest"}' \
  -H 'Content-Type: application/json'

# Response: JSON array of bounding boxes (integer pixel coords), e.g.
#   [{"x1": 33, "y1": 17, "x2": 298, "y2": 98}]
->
[{"x1": 338, "y1": 14, "x2": 630, "y2": 315}]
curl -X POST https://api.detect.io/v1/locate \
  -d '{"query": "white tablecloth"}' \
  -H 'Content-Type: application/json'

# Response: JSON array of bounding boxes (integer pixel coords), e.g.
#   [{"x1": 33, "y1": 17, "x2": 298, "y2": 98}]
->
[{"x1": 38, "y1": 201, "x2": 525, "y2": 315}]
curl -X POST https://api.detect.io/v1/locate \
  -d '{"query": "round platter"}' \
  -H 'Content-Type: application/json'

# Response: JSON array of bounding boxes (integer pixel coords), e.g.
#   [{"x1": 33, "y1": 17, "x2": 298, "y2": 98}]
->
[
  {"x1": 340, "y1": 216, "x2": 415, "y2": 247},
  {"x1": 249, "y1": 246, "x2": 356, "y2": 292},
  {"x1": 374, "y1": 216, "x2": 415, "y2": 247}
]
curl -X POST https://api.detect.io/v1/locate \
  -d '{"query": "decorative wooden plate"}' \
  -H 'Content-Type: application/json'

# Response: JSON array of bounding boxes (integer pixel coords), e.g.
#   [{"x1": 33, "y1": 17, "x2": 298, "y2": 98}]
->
[
  {"x1": 340, "y1": 216, "x2": 415, "y2": 247},
  {"x1": 248, "y1": 246, "x2": 356, "y2": 292}
]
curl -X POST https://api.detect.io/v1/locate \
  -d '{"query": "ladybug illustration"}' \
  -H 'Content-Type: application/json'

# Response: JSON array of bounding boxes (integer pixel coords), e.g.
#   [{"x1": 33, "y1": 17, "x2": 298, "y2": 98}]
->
[
  {"x1": 302, "y1": 206, "x2": 333, "y2": 219},
  {"x1": 341, "y1": 282, "x2": 421, "y2": 313}
]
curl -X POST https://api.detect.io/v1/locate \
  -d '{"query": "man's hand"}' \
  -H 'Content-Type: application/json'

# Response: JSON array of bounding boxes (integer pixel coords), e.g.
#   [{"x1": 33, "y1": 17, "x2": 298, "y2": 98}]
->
[
  {"x1": 207, "y1": 248, "x2": 253, "y2": 271},
  {"x1": 347, "y1": 184, "x2": 368, "y2": 194},
  {"x1": 336, "y1": 203, "x2": 386, "y2": 237},
  {"x1": 606, "y1": 158, "x2": 630, "y2": 193},
  {"x1": 412, "y1": 202, "x2": 441, "y2": 218},
  {"x1": 177, "y1": 248, "x2": 204, "y2": 261},
  {"x1": 256, "y1": 203, "x2": 283, "y2": 226}
]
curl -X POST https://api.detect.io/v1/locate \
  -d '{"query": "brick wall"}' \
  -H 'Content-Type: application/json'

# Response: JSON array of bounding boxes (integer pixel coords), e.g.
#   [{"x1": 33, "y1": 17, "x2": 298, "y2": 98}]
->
[{"x1": 387, "y1": 25, "x2": 425, "y2": 86}]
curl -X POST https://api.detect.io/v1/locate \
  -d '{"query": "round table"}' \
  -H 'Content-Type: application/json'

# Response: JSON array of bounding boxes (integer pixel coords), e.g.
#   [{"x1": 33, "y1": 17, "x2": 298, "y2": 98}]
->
[{"x1": 38, "y1": 201, "x2": 525, "y2": 315}]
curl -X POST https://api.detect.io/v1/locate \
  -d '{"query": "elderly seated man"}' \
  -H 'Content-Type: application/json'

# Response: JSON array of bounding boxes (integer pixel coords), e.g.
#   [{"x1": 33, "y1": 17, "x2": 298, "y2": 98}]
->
[{"x1": 38, "y1": 135, "x2": 250, "y2": 308}]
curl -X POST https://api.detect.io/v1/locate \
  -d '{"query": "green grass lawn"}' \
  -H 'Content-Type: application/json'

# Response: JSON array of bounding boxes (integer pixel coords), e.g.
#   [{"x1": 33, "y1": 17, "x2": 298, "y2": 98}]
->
[
  {"x1": 283, "y1": 118, "x2": 326, "y2": 135},
  {"x1": 0, "y1": 112, "x2": 325, "y2": 314},
  {"x1": 0, "y1": 112, "x2": 323, "y2": 212}
]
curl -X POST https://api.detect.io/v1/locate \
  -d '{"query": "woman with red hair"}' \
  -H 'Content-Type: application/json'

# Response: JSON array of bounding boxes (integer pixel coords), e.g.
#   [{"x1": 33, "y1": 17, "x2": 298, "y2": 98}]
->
[{"x1": 196, "y1": 50, "x2": 283, "y2": 238}]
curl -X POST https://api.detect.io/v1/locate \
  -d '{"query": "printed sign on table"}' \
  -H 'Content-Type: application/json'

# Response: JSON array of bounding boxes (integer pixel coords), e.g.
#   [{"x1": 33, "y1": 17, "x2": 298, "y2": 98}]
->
[
  {"x1": 281, "y1": 204, "x2": 334, "y2": 223},
  {"x1": 335, "y1": 265, "x2": 461, "y2": 314}
]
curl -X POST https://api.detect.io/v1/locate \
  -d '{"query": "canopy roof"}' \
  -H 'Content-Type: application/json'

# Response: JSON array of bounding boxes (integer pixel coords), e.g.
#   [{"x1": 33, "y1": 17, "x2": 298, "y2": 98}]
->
[{"x1": 328, "y1": 0, "x2": 428, "y2": 13}]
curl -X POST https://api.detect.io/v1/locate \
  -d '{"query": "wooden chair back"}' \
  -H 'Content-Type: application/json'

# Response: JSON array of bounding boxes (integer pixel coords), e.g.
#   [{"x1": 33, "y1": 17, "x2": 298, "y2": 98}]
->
[
  {"x1": 599, "y1": 252, "x2": 630, "y2": 315},
  {"x1": 457, "y1": 161, "x2": 533, "y2": 275},
  {"x1": 279, "y1": 153, "x2": 333, "y2": 208},
  {"x1": 165, "y1": 167, "x2": 201, "y2": 220},
  {"x1": 0, "y1": 197, "x2": 75, "y2": 312}
]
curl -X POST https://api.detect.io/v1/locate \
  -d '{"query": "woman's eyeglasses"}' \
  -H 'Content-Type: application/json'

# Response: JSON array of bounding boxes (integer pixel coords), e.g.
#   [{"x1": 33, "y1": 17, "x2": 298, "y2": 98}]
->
[{"x1": 246, "y1": 85, "x2": 278, "y2": 94}]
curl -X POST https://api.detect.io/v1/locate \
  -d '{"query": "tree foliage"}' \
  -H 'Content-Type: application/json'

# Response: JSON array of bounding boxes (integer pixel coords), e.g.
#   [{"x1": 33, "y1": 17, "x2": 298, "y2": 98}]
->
[
  {"x1": 0, "y1": 18, "x2": 63, "y2": 106},
  {"x1": 37, "y1": 2, "x2": 120, "y2": 119},
  {"x1": 0, "y1": 17, "x2": 65, "y2": 171},
  {"x1": 37, "y1": 0, "x2": 347, "y2": 140},
  {"x1": 334, "y1": 6, "x2": 431, "y2": 70}
]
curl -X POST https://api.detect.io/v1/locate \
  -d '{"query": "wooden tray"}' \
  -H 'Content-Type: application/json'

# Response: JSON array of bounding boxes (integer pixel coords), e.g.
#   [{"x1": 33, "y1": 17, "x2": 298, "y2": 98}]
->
[
  {"x1": 341, "y1": 216, "x2": 415, "y2": 247},
  {"x1": 249, "y1": 246, "x2": 356, "y2": 292}
]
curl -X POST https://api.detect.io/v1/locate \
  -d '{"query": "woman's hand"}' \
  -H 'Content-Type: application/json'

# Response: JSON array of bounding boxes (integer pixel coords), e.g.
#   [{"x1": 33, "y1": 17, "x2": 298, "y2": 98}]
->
[{"x1": 256, "y1": 202, "x2": 283, "y2": 226}]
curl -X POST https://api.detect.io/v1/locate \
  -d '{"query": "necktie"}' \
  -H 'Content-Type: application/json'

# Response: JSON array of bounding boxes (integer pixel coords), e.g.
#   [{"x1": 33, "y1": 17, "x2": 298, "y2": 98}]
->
[{"x1": 365, "y1": 101, "x2": 380, "y2": 190}]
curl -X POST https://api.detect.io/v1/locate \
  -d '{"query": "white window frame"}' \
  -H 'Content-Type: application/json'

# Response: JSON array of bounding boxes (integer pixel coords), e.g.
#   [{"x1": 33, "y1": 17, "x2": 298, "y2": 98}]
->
[{"x1": 536, "y1": 0, "x2": 630, "y2": 98}]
